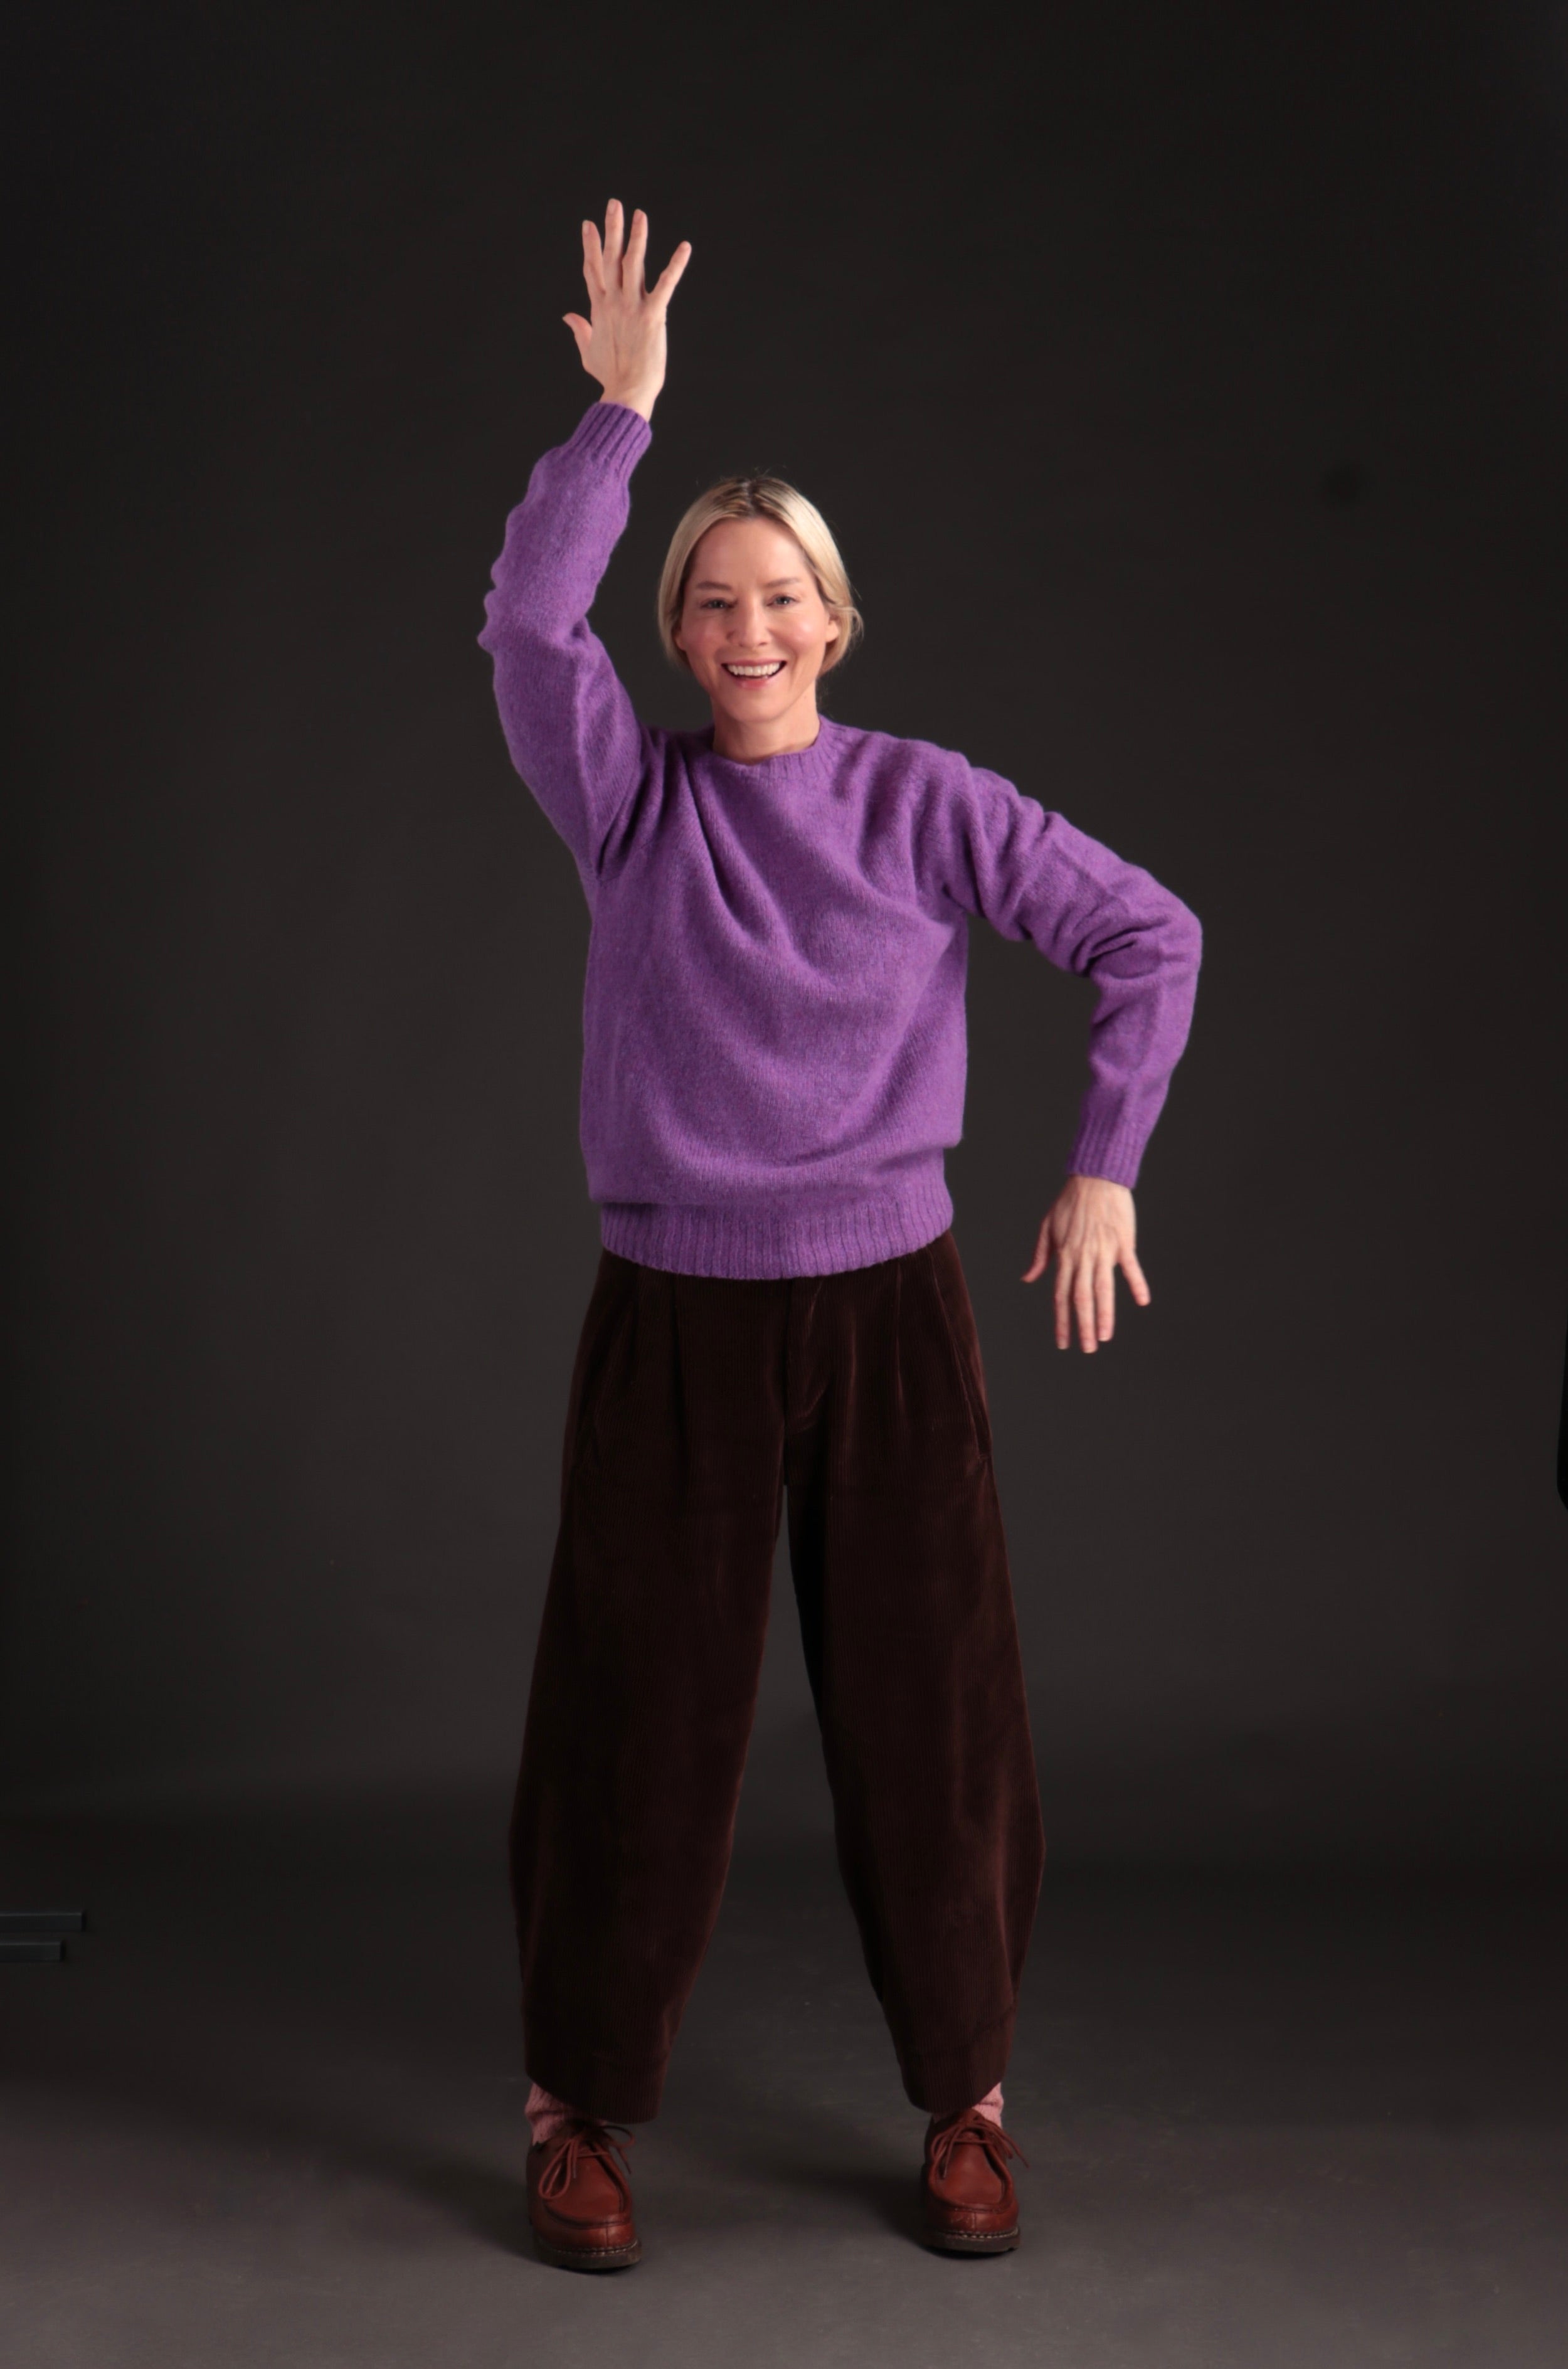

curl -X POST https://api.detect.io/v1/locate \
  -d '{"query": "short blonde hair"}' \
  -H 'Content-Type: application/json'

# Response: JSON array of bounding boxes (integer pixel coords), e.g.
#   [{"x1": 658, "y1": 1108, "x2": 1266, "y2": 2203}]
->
[{"x1": 657, "y1": 475, "x2": 864, "y2": 676}]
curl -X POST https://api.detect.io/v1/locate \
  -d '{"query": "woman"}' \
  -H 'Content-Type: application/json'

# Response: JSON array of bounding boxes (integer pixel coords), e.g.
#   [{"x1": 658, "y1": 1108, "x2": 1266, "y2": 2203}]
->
[{"x1": 477, "y1": 200, "x2": 1202, "y2": 2272}]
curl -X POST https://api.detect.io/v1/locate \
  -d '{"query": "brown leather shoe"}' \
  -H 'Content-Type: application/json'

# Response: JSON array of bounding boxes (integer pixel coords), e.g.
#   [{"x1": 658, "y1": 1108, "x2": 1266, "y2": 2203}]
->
[
  {"x1": 526, "y1": 2117, "x2": 641, "y2": 2271},
  {"x1": 921, "y1": 2107, "x2": 1027, "y2": 2254}
]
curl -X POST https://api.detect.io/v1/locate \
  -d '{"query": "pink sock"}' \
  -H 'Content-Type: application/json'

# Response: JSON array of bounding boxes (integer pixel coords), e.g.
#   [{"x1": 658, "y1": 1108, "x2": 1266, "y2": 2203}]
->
[
  {"x1": 526, "y1": 2080, "x2": 582, "y2": 2146},
  {"x1": 530, "y1": 2075, "x2": 1005, "y2": 2143}
]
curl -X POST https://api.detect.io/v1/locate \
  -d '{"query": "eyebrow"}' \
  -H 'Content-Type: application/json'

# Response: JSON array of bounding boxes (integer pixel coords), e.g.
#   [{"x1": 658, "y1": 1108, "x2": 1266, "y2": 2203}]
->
[{"x1": 689, "y1": 575, "x2": 807, "y2": 591}]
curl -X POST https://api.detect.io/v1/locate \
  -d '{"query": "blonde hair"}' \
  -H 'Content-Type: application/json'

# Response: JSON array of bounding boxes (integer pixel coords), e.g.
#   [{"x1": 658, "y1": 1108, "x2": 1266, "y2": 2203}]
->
[{"x1": 657, "y1": 475, "x2": 864, "y2": 676}]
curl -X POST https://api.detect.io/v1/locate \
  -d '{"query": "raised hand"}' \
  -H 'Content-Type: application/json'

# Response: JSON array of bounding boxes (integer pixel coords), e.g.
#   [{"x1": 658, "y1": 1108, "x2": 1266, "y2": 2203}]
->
[
  {"x1": 1022, "y1": 1174, "x2": 1150, "y2": 1352},
  {"x1": 563, "y1": 199, "x2": 692, "y2": 423}
]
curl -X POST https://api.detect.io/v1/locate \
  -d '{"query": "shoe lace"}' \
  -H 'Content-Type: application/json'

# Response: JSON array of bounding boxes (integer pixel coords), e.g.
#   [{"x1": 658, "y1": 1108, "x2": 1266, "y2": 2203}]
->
[
  {"x1": 538, "y1": 2116, "x2": 637, "y2": 2205},
  {"x1": 928, "y1": 2110, "x2": 1029, "y2": 2185}
]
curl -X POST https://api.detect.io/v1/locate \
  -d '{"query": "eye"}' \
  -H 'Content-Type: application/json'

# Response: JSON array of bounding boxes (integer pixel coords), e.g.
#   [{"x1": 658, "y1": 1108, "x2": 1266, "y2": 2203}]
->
[{"x1": 697, "y1": 596, "x2": 731, "y2": 610}]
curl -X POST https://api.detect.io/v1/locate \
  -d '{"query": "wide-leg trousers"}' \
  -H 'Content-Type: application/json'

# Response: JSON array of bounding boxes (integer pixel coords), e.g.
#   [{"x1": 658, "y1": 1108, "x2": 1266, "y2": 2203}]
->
[{"x1": 508, "y1": 1226, "x2": 1046, "y2": 2124}]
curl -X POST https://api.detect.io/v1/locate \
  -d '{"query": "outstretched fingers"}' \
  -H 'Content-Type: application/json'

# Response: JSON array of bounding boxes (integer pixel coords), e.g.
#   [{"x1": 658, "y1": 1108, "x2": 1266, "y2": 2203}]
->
[
  {"x1": 624, "y1": 204, "x2": 649, "y2": 295},
  {"x1": 1094, "y1": 1250, "x2": 1116, "y2": 1346},
  {"x1": 1051, "y1": 1229, "x2": 1131, "y2": 1349},
  {"x1": 1073, "y1": 1254, "x2": 1101, "y2": 1354},
  {"x1": 565, "y1": 201, "x2": 692, "y2": 412},
  {"x1": 601, "y1": 196, "x2": 627, "y2": 282},
  {"x1": 580, "y1": 216, "x2": 605, "y2": 302},
  {"x1": 1052, "y1": 1253, "x2": 1075, "y2": 1351},
  {"x1": 650, "y1": 238, "x2": 694, "y2": 309},
  {"x1": 585, "y1": 202, "x2": 689, "y2": 312}
]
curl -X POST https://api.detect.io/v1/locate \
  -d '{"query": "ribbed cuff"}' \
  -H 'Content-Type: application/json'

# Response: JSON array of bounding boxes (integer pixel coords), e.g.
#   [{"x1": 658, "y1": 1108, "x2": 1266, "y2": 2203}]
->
[
  {"x1": 1065, "y1": 1108, "x2": 1148, "y2": 1189},
  {"x1": 566, "y1": 397, "x2": 653, "y2": 477}
]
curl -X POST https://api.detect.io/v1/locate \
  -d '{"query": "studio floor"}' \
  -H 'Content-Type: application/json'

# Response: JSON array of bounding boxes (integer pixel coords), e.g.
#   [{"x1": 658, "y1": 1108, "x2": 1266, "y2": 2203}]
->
[{"x1": 2, "y1": 1796, "x2": 1565, "y2": 2368}]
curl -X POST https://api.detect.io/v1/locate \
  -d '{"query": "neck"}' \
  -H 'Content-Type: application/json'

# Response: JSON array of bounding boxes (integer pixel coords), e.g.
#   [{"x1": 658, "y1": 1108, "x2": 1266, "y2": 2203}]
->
[{"x1": 710, "y1": 689, "x2": 823, "y2": 764}]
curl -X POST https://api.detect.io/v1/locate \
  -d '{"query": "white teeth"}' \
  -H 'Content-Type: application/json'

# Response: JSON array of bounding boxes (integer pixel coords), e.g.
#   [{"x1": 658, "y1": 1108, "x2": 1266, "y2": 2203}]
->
[{"x1": 724, "y1": 662, "x2": 784, "y2": 677}]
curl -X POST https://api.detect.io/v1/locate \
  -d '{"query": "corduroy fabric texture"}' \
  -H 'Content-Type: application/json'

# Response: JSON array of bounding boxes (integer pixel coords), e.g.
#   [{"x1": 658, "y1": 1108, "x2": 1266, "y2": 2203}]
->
[{"x1": 509, "y1": 1227, "x2": 1046, "y2": 2124}]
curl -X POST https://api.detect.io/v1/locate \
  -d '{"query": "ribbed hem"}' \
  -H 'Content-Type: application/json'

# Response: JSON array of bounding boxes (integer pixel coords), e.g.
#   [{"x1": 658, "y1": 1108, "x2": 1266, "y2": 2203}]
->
[
  {"x1": 567, "y1": 396, "x2": 653, "y2": 477},
  {"x1": 598, "y1": 1169, "x2": 955, "y2": 1278}
]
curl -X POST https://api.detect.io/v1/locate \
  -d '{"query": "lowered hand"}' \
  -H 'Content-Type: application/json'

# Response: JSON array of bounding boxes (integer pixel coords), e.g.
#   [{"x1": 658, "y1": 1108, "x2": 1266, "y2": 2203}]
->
[{"x1": 1022, "y1": 1174, "x2": 1150, "y2": 1352}]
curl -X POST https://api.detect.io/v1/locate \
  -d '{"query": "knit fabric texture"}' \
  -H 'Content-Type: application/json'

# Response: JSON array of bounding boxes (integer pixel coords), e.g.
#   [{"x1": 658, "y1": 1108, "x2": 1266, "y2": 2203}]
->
[{"x1": 477, "y1": 401, "x2": 1202, "y2": 1280}]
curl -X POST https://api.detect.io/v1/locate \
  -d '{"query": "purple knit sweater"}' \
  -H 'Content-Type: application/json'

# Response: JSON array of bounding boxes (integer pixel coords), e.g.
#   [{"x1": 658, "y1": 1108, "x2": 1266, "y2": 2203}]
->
[{"x1": 477, "y1": 401, "x2": 1202, "y2": 1280}]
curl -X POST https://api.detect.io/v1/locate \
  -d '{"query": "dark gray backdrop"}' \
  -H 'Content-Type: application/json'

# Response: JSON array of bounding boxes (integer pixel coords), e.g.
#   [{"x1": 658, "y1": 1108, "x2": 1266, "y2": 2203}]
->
[{"x1": 7, "y1": 0, "x2": 1567, "y2": 1860}]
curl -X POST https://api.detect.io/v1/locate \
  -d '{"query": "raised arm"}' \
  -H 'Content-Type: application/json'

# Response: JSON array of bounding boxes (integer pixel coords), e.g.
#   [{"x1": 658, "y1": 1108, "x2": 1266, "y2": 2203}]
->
[{"x1": 476, "y1": 203, "x2": 691, "y2": 881}]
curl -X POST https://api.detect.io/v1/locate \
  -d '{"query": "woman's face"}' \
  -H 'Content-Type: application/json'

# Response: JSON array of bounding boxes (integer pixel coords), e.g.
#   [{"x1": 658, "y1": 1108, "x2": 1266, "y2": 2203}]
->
[{"x1": 674, "y1": 516, "x2": 840, "y2": 743}]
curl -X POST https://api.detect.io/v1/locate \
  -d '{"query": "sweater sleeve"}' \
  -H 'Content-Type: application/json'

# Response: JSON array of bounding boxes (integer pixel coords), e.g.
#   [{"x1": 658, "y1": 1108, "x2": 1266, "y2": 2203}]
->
[
  {"x1": 476, "y1": 400, "x2": 654, "y2": 879},
  {"x1": 920, "y1": 757, "x2": 1203, "y2": 1189}
]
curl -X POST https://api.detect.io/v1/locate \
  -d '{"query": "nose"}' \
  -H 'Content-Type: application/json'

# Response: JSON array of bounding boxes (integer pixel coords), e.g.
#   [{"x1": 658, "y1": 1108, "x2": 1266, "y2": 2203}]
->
[{"x1": 726, "y1": 599, "x2": 771, "y2": 648}]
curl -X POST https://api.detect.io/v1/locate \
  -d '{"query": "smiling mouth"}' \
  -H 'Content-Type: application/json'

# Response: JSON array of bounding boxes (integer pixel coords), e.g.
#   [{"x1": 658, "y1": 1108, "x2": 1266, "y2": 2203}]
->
[{"x1": 723, "y1": 661, "x2": 785, "y2": 679}]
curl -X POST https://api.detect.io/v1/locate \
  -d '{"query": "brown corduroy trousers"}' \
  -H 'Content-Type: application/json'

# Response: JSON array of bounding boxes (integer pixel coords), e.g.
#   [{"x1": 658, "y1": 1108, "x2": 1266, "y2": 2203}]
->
[{"x1": 508, "y1": 1226, "x2": 1046, "y2": 2124}]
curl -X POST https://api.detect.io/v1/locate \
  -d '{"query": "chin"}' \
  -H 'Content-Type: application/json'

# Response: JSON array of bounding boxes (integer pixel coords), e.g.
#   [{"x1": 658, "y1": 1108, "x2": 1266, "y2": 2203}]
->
[{"x1": 717, "y1": 696, "x2": 790, "y2": 726}]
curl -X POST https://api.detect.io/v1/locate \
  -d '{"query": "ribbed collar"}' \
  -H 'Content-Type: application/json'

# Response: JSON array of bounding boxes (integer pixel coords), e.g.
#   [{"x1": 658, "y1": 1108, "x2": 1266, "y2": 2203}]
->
[{"x1": 687, "y1": 713, "x2": 846, "y2": 788}]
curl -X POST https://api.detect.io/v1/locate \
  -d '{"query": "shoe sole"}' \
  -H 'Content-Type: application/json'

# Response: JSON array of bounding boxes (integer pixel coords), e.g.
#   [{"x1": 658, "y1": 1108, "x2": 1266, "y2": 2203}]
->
[
  {"x1": 923, "y1": 2223, "x2": 1020, "y2": 2255},
  {"x1": 531, "y1": 2232, "x2": 643, "y2": 2272}
]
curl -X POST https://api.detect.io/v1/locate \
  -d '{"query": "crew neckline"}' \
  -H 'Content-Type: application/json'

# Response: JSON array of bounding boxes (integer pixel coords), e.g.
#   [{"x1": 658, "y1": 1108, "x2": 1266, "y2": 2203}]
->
[{"x1": 692, "y1": 714, "x2": 844, "y2": 781}]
